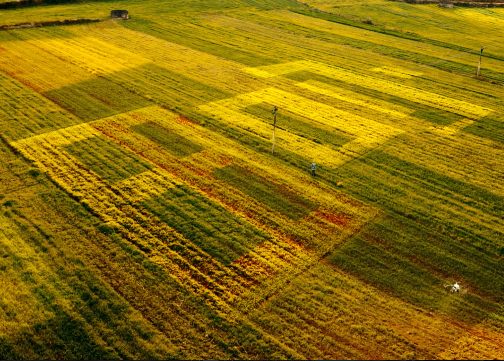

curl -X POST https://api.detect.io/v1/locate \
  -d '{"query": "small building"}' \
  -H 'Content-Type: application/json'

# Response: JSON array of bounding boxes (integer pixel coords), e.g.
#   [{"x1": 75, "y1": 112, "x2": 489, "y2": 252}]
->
[
  {"x1": 438, "y1": 1, "x2": 454, "y2": 8},
  {"x1": 111, "y1": 10, "x2": 129, "y2": 20}
]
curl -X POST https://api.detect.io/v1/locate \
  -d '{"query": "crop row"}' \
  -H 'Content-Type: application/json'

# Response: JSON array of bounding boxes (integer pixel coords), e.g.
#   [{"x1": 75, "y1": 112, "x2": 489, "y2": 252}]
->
[
  {"x1": 16, "y1": 29, "x2": 150, "y2": 77},
  {"x1": 386, "y1": 127, "x2": 504, "y2": 198},
  {"x1": 296, "y1": 80, "x2": 408, "y2": 119}
]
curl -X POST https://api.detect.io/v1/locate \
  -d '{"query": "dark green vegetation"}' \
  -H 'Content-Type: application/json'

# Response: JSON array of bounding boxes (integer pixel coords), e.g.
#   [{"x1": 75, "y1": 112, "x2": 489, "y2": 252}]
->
[
  {"x1": 44, "y1": 78, "x2": 151, "y2": 122},
  {"x1": 213, "y1": 164, "x2": 318, "y2": 221},
  {"x1": 121, "y1": 18, "x2": 278, "y2": 68},
  {"x1": 0, "y1": 72, "x2": 82, "y2": 141},
  {"x1": 330, "y1": 217, "x2": 502, "y2": 325},
  {"x1": 65, "y1": 136, "x2": 153, "y2": 184},
  {"x1": 142, "y1": 185, "x2": 269, "y2": 265},
  {"x1": 411, "y1": 109, "x2": 464, "y2": 126},
  {"x1": 463, "y1": 113, "x2": 504, "y2": 143},
  {"x1": 131, "y1": 122, "x2": 204, "y2": 158},
  {"x1": 114, "y1": 63, "x2": 233, "y2": 108}
]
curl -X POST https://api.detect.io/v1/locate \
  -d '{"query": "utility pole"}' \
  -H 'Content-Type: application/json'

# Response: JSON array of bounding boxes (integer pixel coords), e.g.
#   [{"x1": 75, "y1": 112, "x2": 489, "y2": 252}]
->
[
  {"x1": 271, "y1": 106, "x2": 278, "y2": 154},
  {"x1": 477, "y1": 46, "x2": 485, "y2": 79}
]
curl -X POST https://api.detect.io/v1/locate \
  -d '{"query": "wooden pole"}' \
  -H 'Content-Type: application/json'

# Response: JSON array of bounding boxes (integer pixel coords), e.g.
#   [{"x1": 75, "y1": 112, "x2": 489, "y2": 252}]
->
[
  {"x1": 477, "y1": 46, "x2": 485, "y2": 79},
  {"x1": 271, "y1": 106, "x2": 278, "y2": 154}
]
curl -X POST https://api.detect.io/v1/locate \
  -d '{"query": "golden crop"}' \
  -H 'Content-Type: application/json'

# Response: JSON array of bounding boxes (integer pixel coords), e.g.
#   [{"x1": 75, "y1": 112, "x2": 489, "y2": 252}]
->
[{"x1": 1, "y1": 3, "x2": 504, "y2": 358}]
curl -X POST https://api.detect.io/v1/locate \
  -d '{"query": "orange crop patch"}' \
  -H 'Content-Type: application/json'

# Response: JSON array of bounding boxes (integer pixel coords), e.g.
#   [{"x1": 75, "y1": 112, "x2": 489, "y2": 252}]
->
[
  {"x1": 218, "y1": 156, "x2": 234, "y2": 167},
  {"x1": 129, "y1": 113, "x2": 151, "y2": 124},
  {"x1": 176, "y1": 116, "x2": 197, "y2": 126},
  {"x1": 316, "y1": 209, "x2": 352, "y2": 228}
]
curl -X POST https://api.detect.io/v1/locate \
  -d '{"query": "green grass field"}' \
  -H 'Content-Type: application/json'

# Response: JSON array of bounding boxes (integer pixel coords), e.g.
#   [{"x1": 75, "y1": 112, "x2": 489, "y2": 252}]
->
[{"x1": 1, "y1": 0, "x2": 504, "y2": 359}]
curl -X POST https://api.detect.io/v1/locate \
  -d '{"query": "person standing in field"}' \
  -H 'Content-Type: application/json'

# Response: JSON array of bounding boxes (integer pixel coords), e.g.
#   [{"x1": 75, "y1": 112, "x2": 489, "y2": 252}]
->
[{"x1": 311, "y1": 161, "x2": 316, "y2": 176}]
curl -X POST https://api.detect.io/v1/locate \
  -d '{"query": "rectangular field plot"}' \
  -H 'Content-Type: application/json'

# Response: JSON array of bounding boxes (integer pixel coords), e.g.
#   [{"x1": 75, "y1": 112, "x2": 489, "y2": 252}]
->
[
  {"x1": 44, "y1": 78, "x2": 151, "y2": 122},
  {"x1": 131, "y1": 121, "x2": 204, "y2": 157},
  {"x1": 142, "y1": 185, "x2": 269, "y2": 265},
  {"x1": 334, "y1": 150, "x2": 504, "y2": 302},
  {"x1": 213, "y1": 164, "x2": 318, "y2": 221},
  {"x1": 463, "y1": 113, "x2": 504, "y2": 144},
  {"x1": 411, "y1": 108, "x2": 465, "y2": 126},
  {"x1": 0, "y1": 73, "x2": 83, "y2": 141},
  {"x1": 292, "y1": 77, "x2": 466, "y2": 126},
  {"x1": 65, "y1": 136, "x2": 153, "y2": 184},
  {"x1": 3, "y1": 5, "x2": 504, "y2": 360}
]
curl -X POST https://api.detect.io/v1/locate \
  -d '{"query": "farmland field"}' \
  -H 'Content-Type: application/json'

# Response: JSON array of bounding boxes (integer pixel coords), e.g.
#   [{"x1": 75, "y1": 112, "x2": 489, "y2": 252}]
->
[{"x1": 1, "y1": 0, "x2": 504, "y2": 359}]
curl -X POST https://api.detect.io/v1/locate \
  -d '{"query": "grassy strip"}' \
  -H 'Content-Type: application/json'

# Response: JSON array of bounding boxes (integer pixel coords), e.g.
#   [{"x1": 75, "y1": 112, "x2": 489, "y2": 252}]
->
[
  {"x1": 0, "y1": 0, "x2": 107, "y2": 11},
  {"x1": 411, "y1": 109, "x2": 464, "y2": 125},
  {"x1": 131, "y1": 121, "x2": 204, "y2": 158},
  {"x1": 43, "y1": 77, "x2": 151, "y2": 122},
  {"x1": 213, "y1": 164, "x2": 318, "y2": 221},
  {"x1": 121, "y1": 18, "x2": 278, "y2": 67},
  {"x1": 0, "y1": 18, "x2": 100, "y2": 29},
  {"x1": 65, "y1": 136, "x2": 152, "y2": 184},
  {"x1": 142, "y1": 185, "x2": 269, "y2": 265}
]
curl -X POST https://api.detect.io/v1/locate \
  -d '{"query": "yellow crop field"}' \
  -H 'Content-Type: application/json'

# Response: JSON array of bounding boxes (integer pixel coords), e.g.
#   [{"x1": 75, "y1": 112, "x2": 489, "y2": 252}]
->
[{"x1": 1, "y1": 0, "x2": 504, "y2": 359}]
